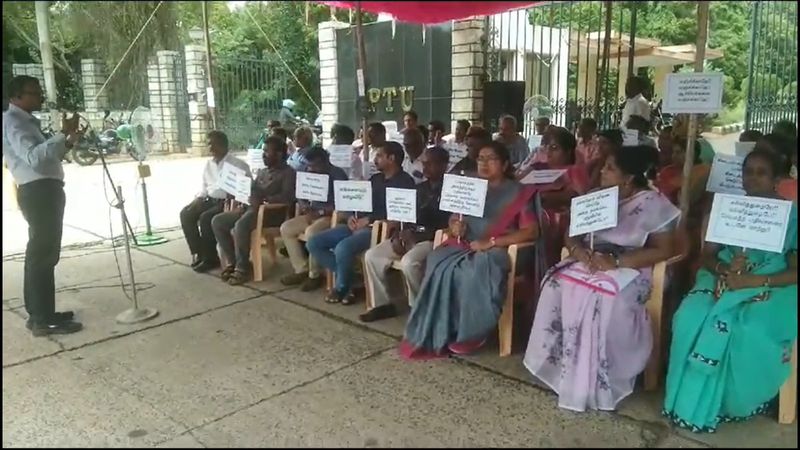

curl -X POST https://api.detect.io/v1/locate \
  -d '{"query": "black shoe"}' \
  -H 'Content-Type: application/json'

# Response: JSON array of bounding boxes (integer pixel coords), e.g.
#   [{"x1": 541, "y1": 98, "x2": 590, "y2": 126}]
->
[
  {"x1": 279, "y1": 247, "x2": 289, "y2": 258},
  {"x1": 193, "y1": 260, "x2": 221, "y2": 273},
  {"x1": 30, "y1": 320, "x2": 83, "y2": 337},
  {"x1": 281, "y1": 272, "x2": 308, "y2": 286},
  {"x1": 191, "y1": 255, "x2": 203, "y2": 268},
  {"x1": 26, "y1": 311, "x2": 75, "y2": 330},
  {"x1": 300, "y1": 276, "x2": 324, "y2": 292},
  {"x1": 358, "y1": 305, "x2": 398, "y2": 323}
]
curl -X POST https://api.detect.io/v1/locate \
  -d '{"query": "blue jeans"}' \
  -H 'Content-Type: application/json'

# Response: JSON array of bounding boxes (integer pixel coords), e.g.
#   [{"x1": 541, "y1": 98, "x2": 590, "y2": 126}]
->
[{"x1": 306, "y1": 225, "x2": 373, "y2": 295}]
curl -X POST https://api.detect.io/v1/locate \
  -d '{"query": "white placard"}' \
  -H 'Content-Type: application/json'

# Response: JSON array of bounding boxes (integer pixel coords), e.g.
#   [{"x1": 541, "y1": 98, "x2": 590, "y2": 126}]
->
[
  {"x1": 445, "y1": 142, "x2": 468, "y2": 164},
  {"x1": 206, "y1": 87, "x2": 216, "y2": 108},
  {"x1": 662, "y1": 72, "x2": 724, "y2": 114},
  {"x1": 439, "y1": 174, "x2": 488, "y2": 218},
  {"x1": 234, "y1": 174, "x2": 251, "y2": 205},
  {"x1": 528, "y1": 134, "x2": 543, "y2": 152},
  {"x1": 386, "y1": 188, "x2": 417, "y2": 223},
  {"x1": 356, "y1": 69, "x2": 366, "y2": 97},
  {"x1": 622, "y1": 129, "x2": 639, "y2": 147},
  {"x1": 706, "y1": 154, "x2": 745, "y2": 195},
  {"x1": 327, "y1": 144, "x2": 353, "y2": 169},
  {"x1": 569, "y1": 186, "x2": 619, "y2": 237},
  {"x1": 734, "y1": 141, "x2": 756, "y2": 158},
  {"x1": 705, "y1": 193, "x2": 792, "y2": 253},
  {"x1": 247, "y1": 148, "x2": 265, "y2": 171},
  {"x1": 296, "y1": 172, "x2": 330, "y2": 202},
  {"x1": 520, "y1": 169, "x2": 567, "y2": 185},
  {"x1": 218, "y1": 162, "x2": 246, "y2": 196},
  {"x1": 334, "y1": 180, "x2": 373, "y2": 212}
]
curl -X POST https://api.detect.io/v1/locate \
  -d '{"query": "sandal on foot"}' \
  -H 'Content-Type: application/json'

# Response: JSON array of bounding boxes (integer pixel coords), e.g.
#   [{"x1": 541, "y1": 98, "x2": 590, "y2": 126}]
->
[
  {"x1": 325, "y1": 291, "x2": 342, "y2": 304},
  {"x1": 227, "y1": 271, "x2": 250, "y2": 286},
  {"x1": 341, "y1": 292, "x2": 357, "y2": 306},
  {"x1": 221, "y1": 266, "x2": 236, "y2": 281}
]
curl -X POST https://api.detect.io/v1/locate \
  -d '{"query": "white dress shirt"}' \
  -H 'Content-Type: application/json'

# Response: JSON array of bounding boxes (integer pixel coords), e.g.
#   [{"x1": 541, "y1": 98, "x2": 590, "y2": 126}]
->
[
  {"x1": 622, "y1": 94, "x2": 651, "y2": 125},
  {"x1": 2, "y1": 104, "x2": 68, "y2": 185},
  {"x1": 199, "y1": 152, "x2": 250, "y2": 199}
]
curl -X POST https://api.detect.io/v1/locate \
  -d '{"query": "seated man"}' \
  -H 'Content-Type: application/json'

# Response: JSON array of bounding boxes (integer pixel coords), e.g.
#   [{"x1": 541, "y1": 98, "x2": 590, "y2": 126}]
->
[
  {"x1": 450, "y1": 126, "x2": 491, "y2": 175},
  {"x1": 494, "y1": 115, "x2": 529, "y2": 165},
  {"x1": 211, "y1": 136, "x2": 296, "y2": 284},
  {"x1": 287, "y1": 126, "x2": 313, "y2": 172},
  {"x1": 279, "y1": 147, "x2": 348, "y2": 291},
  {"x1": 180, "y1": 131, "x2": 249, "y2": 272},
  {"x1": 427, "y1": 119, "x2": 446, "y2": 147},
  {"x1": 306, "y1": 142, "x2": 416, "y2": 305},
  {"x1": 402, "y1": 127, "x2": 426, "y2": 184},
  {"x1": 361, "y1": 146, "x2": 451, "y2": 322}
]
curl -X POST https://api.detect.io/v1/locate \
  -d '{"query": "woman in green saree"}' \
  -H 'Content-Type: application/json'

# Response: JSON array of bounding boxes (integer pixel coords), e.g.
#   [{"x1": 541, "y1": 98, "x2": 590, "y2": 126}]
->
[{"x1": 663, "y1": 149, "x2": 798, "y2": 433}]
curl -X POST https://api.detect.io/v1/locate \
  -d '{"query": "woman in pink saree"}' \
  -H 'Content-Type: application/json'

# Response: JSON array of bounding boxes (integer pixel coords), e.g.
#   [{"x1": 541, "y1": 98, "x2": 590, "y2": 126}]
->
[{"x1": 524, "y1": 145, "x2": 680, "y2": 412}]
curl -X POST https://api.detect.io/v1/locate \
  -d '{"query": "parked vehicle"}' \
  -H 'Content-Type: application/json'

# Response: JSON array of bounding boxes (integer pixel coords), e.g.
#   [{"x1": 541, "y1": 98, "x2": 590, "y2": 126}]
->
[{"x1": 70, "y1": 111, "x2": 136, "y2": 166}]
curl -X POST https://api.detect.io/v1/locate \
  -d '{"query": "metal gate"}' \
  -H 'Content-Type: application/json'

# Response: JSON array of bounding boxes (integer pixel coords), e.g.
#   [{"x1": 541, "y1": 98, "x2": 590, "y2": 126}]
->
[
  {"x1": 744, "y1": 1, "x2": 798, "y2": 132},
  {"x1": 214, "y1": 56, "x2": 288, "y2": 150},
  {"x1": 485, "y1": 1, "x2": 639, "y2": 135}
]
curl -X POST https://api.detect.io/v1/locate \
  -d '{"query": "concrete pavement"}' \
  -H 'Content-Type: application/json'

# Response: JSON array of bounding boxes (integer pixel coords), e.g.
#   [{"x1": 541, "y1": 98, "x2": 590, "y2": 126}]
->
[{"x1": 2, "y1": 229, "x2": 796, "y2": 448}]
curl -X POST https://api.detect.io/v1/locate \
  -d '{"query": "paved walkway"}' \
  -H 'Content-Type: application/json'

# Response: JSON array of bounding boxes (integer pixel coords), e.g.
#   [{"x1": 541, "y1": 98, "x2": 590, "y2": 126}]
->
[{"x1": 2, "y1": 230, "x2": 795, "y2": 447}]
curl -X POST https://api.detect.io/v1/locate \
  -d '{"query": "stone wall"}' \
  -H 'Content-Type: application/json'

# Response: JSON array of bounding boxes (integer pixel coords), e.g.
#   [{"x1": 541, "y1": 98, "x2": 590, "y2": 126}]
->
[
  {"x1": 81, "y1": 59, "x2": 109, "y2": 112},
  {"x1": 147, "y1": 51, "x2": 185, "y2": 154},
  {"x1": 184, "y1": 44, "x2": 212, "y2": 156},
  {"x1": 450, "y1": 19, "x2": 485, "y2": 132},
  {"x1": 318, "y1": 21, "x2": 350, "y2": 146}
]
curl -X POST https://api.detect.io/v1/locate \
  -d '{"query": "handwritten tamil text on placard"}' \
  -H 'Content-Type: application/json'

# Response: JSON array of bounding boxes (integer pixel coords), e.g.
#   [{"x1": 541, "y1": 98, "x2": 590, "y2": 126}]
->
[
  {"x1": 386, "y1": 188, "x2": 417, "y2": 223},
  {"x1": 439, "y1": 174, "x2": 488, "y2": 218},
  {"x1": 296, "y1": 172, "x2": 330, "y2": 203},
  {"x1": 327, "y1": 145, "x2": 353, "y2": 169},
  {"x1": 234, "y1": 174, "x2": 251, "y2": 205},
  {"x1": 705, "y1": 193, "x2": 792, "y2": 253},
  {"x1": 219, "y1": 162, "x2": 246, "y2": 197},
  {"x1": 520, "y1": 169, "x2": 567, "y2": 185},
  {"x1": 569, "y1": 186, "x2": 619, "y2": 237},
  {"x1": 706, "y1": 154, "x2": 745, "y2": 195},
  {"x1": 247, "y1": 148, "x2": 265, "y2": 171},
  {"x1": 333, "y1": 180, "x2": 373, "y2": 213},
  {"x1": 663, "y1": 73, "x2": 724, "y2": 114}
]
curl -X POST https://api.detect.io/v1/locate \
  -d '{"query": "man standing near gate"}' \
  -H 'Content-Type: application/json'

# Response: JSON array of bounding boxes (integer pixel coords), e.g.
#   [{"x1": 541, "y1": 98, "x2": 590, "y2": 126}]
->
[{"x1": 2, "y1": 75, "x2": 84, "y2": 336}]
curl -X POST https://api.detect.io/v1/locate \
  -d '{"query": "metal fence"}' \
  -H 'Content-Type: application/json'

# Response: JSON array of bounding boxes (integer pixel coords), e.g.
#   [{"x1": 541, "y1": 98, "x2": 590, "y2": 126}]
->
[
  {"x1": 744, "y1": 1, "x2": 798, "y2": 132},
  {"x1": 485, "y1": 1, "x2": 639, "y2": 135},
  {"x1": 213, "y1": 56, "x2": 288, "y2": 150}
]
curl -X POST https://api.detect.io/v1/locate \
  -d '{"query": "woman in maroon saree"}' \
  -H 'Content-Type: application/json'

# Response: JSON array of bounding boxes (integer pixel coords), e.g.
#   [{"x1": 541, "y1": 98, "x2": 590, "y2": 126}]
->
[{"x1": 399, "y1": 142, "x2": 539, "y2": 359}]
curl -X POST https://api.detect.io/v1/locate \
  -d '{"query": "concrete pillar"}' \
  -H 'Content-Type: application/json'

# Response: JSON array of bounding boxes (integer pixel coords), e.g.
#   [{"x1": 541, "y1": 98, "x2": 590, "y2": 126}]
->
[
  {"x1": 184, "y1": 44, "x2": 212, "y2": 156},
  {"x1": 80, "y1": 59, "x2": 109, "y2": 112},
  {"x1": 147, "y1": 50, "x2": 183, "y2": 154},
  {"x1": 450, "y1": 19, "x2": 486, "y2": 132},
  {"x1": 318, "y1": 21, "x2": 350, "y2": 146}
]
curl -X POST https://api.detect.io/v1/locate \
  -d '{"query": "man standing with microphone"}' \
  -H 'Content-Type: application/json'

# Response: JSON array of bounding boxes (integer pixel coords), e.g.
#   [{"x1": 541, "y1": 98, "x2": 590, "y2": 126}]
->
[{"x1": 3, "y1": 75, "x2": 84, "y2": 336}]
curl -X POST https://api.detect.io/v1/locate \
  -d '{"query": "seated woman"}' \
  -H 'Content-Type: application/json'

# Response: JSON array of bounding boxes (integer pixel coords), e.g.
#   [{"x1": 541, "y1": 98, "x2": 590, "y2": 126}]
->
[
  {"x1": 663, "y1": 149, "x2": 798, "y2": 433},
  {"x1": 656, "y1": 137, "x2": 711, "y2": 207},
  {"x1": 755, "y1": 133, "x2": 797, "y2": 202},
  {"x1": 518, "y1": 127, "x2": 589, "y2": 267},
  {"x1": 399, "y1": 142, "x2": 539, "y2": 359},
  {"x1": 586, "y1": 129, "x2": 623, "y2": 190},
  {"x1": 524, "y1": 145, "x2": 680, "y2": 412}
]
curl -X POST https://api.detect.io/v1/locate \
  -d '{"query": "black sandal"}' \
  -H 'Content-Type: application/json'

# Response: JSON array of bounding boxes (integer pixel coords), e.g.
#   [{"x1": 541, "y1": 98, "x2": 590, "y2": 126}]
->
[
  {"x1": 221, "y1": 266, "x2": 235, "y2": 281},
  {"x1": 325, "y1": 290, "x2": 342, "y2": 304},
  {"x1": 340, "y1": 292, "x2": 357, "y2": 306},
  {"x1": 227, "y1": 271, "x2": 250, "y2": 286}
]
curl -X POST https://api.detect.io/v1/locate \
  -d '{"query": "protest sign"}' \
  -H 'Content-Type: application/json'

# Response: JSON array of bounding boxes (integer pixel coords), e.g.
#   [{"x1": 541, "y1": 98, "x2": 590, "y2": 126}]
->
[
  {"x1": 622, "y1": 129, "x2": 639, "y2": 147},
  {"x1": 386, "y1": 188, "x2": 417, "y2": 223},
  {"x1": 662, "y1": 72, "x2": 724, "y2": 114},
  {"x1": 218, "y1": 162, "x2": 247, "y2": 197},
  {"x1": 528, "y1": 134, "x2": 543, "y2": 152},
  {"x1": 234, "y1": 174, "x2": 251, "y2": 205},
  {"x1": 706, "y1": 154, "x2": 745, "y2": 195},
  {"x1": 296, "y1": 172, "x2": 330, "y2": 203},
  {"x1": 520, "y1": 169, "x2": 567, "y2": 185},
  {"x1": 439, "y1": 174, "x2": 488, "y2": 218},
  {"x1": 734, "y1": 141, "x2": 756, "y2": 158},
  {"x1": 327, "y1": 144, "x2": 353, "y2": 169},
  {"x1": 247, "y1": 148, "x2": 265, "y2": 171},
  {"x1": 334, "y1": 180, "x2": 373, "y2": 212},
  {"x1": 569, "y1": 186, "x2": 619, "y2": 237},
  {"x1": 705, "y1": 193, "x2": 792, "y2": 253}
]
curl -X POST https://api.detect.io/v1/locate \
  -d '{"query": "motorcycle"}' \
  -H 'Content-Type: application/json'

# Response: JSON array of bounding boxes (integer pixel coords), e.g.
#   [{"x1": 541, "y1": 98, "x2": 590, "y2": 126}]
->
[{"x1": 70, "y1": 111, "x2": 137, "y2": 166}]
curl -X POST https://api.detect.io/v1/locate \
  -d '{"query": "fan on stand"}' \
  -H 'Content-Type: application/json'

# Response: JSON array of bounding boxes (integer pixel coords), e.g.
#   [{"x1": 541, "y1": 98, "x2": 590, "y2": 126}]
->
[{"x1": 129, "y1": 106, "x2": 168, "y2": 246}]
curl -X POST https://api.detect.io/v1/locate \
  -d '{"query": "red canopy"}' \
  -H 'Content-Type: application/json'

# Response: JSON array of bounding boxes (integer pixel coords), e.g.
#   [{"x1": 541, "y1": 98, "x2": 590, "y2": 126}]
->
[{"x1": 320, "y1": 1, "x2": 539, "y2": 24}]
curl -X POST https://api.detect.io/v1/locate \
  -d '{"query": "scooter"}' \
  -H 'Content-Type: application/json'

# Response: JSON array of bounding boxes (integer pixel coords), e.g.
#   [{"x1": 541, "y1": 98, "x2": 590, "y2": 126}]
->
[{"x1": 71, "y1": 111, "x2": 136, "y2": 166}]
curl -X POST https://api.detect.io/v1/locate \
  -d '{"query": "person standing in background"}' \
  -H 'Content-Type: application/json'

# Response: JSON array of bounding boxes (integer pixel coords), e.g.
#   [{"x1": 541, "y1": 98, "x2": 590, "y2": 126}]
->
[
  {"x1": 401, "y1": 110, "x2": 419, "y2": 134},
  {"x1": 621, "y1": 76, "x2": 651, "y2": 127},
  {"x1": 2, "y1": 75, "x2": 84, "y2": 336}
]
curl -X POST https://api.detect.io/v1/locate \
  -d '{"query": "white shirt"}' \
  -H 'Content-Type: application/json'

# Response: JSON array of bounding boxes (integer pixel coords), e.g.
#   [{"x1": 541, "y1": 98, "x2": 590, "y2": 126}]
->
[
  {"x1": 2, "y1": 104, "x2": 68, "y2": 185},
  {"x1": 199, "y1": 152, "x2": 250, "y2": 199},
  {"x1": 622, "y1": 94, "x2": 651, "y2": 125},
  {"x1": 402, "y1": 151, "x2": 426, "y2": 184}
]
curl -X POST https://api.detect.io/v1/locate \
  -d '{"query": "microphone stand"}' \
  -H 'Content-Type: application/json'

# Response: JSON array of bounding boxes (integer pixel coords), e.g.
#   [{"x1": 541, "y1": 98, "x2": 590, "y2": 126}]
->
[{"x1": 97, "y1": 150, "x2": 159, "y2": 324}]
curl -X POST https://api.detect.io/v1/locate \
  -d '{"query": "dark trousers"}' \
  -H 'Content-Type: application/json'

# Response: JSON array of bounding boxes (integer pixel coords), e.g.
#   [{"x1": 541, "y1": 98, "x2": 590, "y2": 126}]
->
[
  {"x1": 179, "y1": 197, "x2": 224, "y2": 262},
  {"x1": 17, "y1": 179, "x2": 66, "y2": 322}
]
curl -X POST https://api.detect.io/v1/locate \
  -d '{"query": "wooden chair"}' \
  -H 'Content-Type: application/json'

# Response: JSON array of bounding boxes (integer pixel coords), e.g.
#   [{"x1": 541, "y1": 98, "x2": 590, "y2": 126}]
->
[
  {"x1": 558, "y1": 228, "x2": 689, "y2": 391},
  {"x1": 250, "y1": 203, "x2": 293, "y2": 282},
  {"x1": 433, "y1": 231, "x2": 534, "y2": 357}
]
